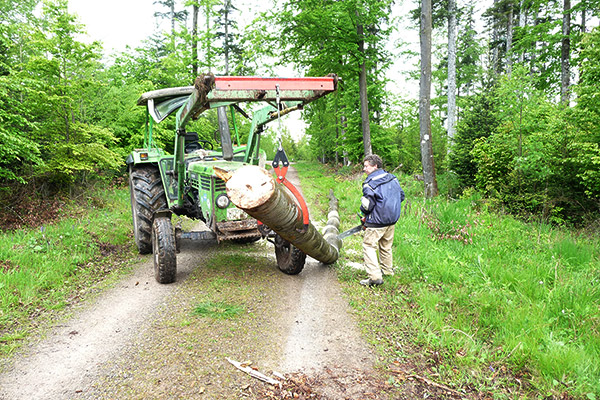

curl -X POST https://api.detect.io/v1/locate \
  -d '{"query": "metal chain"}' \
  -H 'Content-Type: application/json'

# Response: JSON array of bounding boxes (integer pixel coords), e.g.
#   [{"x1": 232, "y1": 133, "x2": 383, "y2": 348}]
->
[{"x1": 275, "y1": 84, "x2": 283, "y2": 150}]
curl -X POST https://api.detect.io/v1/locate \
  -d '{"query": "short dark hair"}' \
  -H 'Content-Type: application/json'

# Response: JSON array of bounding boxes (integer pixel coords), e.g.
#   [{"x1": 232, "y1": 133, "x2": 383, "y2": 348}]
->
[{"x1": 363, "y1": 154, "x2": 383, "y2": 169}]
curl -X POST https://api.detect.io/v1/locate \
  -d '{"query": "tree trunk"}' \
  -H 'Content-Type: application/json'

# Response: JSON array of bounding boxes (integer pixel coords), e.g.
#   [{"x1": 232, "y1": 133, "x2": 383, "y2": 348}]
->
[
  {"x1": 519, "y1": 0, "x2": 527, "y2": 64},
  {"x1": 192, "y1": 2, "x2": 199, "y2": 77},
  {"x1": 219, "y1": 166, "x2": 339, "y2": 264},
  {"x1": 492, "y1": 0, "x2": 499, "y2": 75},
  {"x1": 205, "y1": 2, "x2": 212, "y2": 70},
  {"x1": 419, "y1": 0, "x2": 438, "y2": 198},
  {"x1": 357, "y1": 19, "x2": 372, "y2": 156},
  {"x1": 341, "y1": 114, "x2": 349, "y2": 166},
  {"x1": 561, "y1": 0, "x2": 571, "y2": 104},
  {"x1": 224, "y1": 0, "x2": 230, "y2": 74},
  {"x1": 447, "y1": 0, "x2": 457, "y2": 145},
  {"x1": 531, "y1": 7, "x2": 540, "y2": 75},
  {"x1": 170, "y1": 1, "x2": 175, "y2": 36},
  {"x1": 507, "y1": 4, "x2": 514, "y2": 74}
]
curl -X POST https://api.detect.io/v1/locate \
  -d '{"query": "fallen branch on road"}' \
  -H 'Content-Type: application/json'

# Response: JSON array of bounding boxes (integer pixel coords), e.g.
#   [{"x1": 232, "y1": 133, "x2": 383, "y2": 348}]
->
[{"x1": 226, "y1": 358, "x2": 281, "y2": 386}]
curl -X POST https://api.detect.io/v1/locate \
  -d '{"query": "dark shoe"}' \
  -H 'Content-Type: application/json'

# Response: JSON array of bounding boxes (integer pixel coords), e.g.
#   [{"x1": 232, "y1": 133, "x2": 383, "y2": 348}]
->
[{"x1": 360, "y1": 278, "x2": 383, "y2": 287}]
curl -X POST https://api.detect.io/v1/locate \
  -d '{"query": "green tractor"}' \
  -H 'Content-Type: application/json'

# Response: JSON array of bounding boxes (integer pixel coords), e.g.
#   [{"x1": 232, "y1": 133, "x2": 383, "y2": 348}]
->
[{"x1": 126, "y1": 73, "x2": 338, "y2": 283}]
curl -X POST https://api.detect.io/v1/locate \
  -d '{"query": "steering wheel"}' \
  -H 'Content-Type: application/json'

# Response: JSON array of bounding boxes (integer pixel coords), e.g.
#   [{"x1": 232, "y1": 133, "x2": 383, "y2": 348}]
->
[
  {"x1": 185, "y1": 140, "x2": 214, "y2": 153},
  {"x1": 198, "y1": 140, "x2": 214, "y2": 150}
]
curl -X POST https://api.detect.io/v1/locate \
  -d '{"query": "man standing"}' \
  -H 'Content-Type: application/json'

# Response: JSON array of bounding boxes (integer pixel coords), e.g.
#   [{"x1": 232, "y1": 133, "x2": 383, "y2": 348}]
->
[{"x1": 359, "y1": 154, "x2": 405, "y2": 286}]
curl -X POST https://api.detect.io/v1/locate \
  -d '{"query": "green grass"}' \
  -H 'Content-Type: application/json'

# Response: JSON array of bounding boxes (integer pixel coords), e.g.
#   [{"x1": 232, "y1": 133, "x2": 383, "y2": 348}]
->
[
  {"x1": 192, "y1": 301, "x2": 244, "y2": 319},
  {"x1": 0, "y1": 187, "x2": 136, "y2": 355},
  {"x1": 294, "y1": 161, "x2": 600, "y2": 399}
]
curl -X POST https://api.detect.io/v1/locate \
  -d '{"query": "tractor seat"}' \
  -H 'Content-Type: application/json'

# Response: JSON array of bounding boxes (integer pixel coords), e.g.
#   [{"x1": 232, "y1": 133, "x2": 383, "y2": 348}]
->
[{"x1": 184, "y1": 132, "x2": 201, "y2": 153}]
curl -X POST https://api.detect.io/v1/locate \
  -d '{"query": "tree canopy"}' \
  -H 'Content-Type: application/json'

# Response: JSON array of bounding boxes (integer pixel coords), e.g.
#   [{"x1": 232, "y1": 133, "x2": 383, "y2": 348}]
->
[{"x1": 0, "y1": 0, "x2": 598, "y2": 225}]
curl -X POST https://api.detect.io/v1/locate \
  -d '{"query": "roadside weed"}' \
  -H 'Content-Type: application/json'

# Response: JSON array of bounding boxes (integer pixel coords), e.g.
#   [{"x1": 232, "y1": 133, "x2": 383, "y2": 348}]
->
[
  {"x1": 192, "y1": 301, "x2": 244, "y2": 319},
  {"x1": 0, "y1": 187, "x2": 135, "y2": 355},
  {"x1": 294, "y1": 161, "x2": 600, "y2": 398}
]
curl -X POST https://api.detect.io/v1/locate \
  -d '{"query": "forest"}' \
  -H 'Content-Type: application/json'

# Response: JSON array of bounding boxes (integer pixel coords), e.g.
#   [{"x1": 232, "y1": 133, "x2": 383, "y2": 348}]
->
[
  {"x1": 0, "y1": 0, "x2": 599, "y2": 227},
  {"x1": 1, "y1": 1, "x2": 600, "y2": 397}
]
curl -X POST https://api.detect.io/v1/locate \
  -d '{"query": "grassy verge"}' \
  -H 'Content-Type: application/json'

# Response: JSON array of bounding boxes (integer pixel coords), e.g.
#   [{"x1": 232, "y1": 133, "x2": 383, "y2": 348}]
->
[
  {"x1": 0, "y1": 187, "x2": 137, "y2": 355},
  {"x1": 294, "y1": 161, "x2": 600, "y2": 399}
]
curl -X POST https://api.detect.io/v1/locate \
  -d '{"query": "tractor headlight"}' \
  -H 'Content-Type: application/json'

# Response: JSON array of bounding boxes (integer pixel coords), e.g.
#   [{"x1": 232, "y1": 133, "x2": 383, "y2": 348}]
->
[{"x1": 216, "y1": 193, "x2": 230, "y2": 209}]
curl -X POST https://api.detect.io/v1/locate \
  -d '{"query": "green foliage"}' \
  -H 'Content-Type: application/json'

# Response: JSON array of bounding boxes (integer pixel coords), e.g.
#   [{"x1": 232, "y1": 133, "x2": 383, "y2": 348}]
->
[
  {"x1": 571, "y1": 27, "x2": 600, "y2": 199},
  {"x1": 0, "y1": 187, "x2": 134, "y2": 354},
  {"x1": 455, "y1": 4, "x2": 484, "y2": 96},
  {"x1": 0, "y1": 76, "x2": 42, "y2": 183},
  {"x1": 383, "y1": 95, "x2": 421, "y2": 173},
  {"x1": 452, "y1": 65, "x2": 599, "y2": 224},
  {"x1": 256, "y1": 0, "x2": 394, "y2": 164},
  {"x1": 449, "y1": 89, "x2": 498, "y2": 188},
  {"x1": 42, "y1": 123, "x2": 122, "y2": 182}
]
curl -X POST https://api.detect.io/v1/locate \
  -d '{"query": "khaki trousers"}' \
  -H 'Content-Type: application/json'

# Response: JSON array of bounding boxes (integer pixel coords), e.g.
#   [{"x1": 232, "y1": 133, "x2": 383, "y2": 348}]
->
[{"x1": 363, "y1": 225, "x2": 395, "y2": 281}]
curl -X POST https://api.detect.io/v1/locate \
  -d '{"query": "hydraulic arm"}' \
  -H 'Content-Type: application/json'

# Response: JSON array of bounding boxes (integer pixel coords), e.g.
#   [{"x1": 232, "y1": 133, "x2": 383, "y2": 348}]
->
[{"x1": 172, "y1": 74, "x2": 338, "y2": 207}]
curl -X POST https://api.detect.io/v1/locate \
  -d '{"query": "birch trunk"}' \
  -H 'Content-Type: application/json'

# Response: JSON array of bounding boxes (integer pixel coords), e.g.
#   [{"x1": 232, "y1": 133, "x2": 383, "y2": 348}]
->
[
  {"x1": 561, "y1": 0, "x2": 571, "y2": 104},
  {"x1": 220, "y1": 166, "x2": 339, "y2": 264},
  {"x1": 447, "y1": 0, "x2": 457, "y2": 144}
]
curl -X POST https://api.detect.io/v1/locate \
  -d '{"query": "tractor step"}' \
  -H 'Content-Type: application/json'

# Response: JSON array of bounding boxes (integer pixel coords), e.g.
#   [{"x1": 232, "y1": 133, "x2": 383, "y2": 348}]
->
[{"x1": 179, "y1": 230, "x2": 217, "y2": 242}]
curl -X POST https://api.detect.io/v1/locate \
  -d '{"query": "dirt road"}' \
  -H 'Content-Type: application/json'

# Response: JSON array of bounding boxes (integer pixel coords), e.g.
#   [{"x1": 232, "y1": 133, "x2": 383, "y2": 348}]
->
[{"x1": 0, "y1": 167, "x2": 392, "y2": 399}]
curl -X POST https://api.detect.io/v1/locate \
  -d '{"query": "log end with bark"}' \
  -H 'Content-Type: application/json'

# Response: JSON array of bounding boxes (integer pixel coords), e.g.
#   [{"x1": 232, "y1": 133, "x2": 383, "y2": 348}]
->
[{"x1": 217, "y1": 165, "x2": 339, "y2": 265}]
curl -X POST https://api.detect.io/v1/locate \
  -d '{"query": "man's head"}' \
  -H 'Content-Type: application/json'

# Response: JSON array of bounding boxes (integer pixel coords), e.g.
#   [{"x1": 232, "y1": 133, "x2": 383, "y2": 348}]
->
[{"x1": 363, "y1": 154, "x2": 383, "y2": 175}]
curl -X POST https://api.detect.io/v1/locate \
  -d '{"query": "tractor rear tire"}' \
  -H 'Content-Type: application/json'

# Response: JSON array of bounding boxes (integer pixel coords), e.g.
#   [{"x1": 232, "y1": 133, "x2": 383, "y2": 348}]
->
[
  {"x1": 152, "y1": 217, "x2": 177, "y2": 284},
  {"x1": 129, "y1": 165, "x2": 168, "y2": 254},
  {"x1": 274, "y1": 234, "x2": 306, "y2": 275}
]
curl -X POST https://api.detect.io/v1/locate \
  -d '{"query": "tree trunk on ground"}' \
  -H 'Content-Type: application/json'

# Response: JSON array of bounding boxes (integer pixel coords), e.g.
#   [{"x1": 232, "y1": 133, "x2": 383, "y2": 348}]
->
[
  {"x1": 357, "y1": 19, "x2": 372, "y2": 156},
  {"x1": 322, "y1": 189, "x2": 342, "y2": 253},
  {"x1": 419, "y1": 0, "x2": 438, "y2": 198},
  {"x1": 447, "y1": 0, "x2": 457, "y2": 145},
  {"x1": 218, "y1": 166, "x2": 339, "y2": 264},
  {"x1": 561, "y1": 0, "x2": 571, "y2": 104}
]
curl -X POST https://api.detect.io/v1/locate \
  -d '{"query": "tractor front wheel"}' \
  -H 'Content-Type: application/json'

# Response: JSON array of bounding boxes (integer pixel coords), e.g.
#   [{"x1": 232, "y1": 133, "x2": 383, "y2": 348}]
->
[
  {"x1": 274, "y1": 234, "x2": 306, "y2": 275},
  {"x1": 152, "y1": 217, "x2": 177, "y2": 284},
  {"x1": 129, "y1": 165, "x2": 168, "y2": 254}
]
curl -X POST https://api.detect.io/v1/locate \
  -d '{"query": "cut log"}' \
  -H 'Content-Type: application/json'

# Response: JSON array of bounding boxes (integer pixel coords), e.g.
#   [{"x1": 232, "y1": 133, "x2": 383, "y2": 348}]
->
[
  {"x1": 323, "y1": 189, "x2": 342, "y2": 252},
  {"x1": 217, "y1": 165, "x2": 339, "y2": 264}
]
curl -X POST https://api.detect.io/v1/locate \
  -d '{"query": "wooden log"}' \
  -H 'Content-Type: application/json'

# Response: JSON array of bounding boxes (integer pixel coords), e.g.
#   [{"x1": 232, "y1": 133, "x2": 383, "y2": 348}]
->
[
  {"x1": 323, "y1": 189, "x2": 342, "y2": 252},
  {"x1": 218, "y1": 165, "x2": 339, "y2": 264},
  {"x1": 226, "y1": 358, "x2": 280, "y2": 385}
]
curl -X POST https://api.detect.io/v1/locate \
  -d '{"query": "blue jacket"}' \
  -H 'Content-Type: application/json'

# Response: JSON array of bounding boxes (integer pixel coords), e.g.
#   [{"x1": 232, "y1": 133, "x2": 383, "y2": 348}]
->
[{"x1": 360, "y1": 169, "x2": 405, "y2": 227}]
